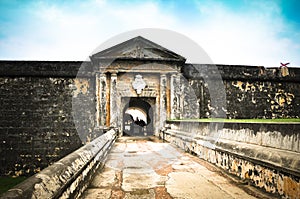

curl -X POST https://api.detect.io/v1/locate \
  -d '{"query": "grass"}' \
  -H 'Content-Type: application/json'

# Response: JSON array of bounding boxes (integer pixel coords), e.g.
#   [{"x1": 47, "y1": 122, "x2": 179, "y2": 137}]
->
[
  {"x1": 0, "y1": 176, "x2": 27, "y2": 195},
  {"x1": 168, "y1": 118, "x2": 300, "y2": 123}
]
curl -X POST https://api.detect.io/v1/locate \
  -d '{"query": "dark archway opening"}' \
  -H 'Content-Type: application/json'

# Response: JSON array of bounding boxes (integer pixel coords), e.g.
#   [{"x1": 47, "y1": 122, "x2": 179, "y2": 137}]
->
[{"x1": 123, "y1": 98, "x2": 154, "y2": 136}]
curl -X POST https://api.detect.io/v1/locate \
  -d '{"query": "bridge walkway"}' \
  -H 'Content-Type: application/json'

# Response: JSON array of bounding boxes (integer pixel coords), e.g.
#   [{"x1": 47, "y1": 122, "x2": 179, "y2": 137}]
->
[{"x1": 80, "y1": 137, "x2": 260, "y2": 199}]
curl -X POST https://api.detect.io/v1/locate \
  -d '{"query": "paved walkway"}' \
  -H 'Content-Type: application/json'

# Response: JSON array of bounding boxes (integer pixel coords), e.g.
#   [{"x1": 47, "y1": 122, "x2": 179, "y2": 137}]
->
[{"x1": 81, "y1": 137, "x2": 259, "y2": 199}]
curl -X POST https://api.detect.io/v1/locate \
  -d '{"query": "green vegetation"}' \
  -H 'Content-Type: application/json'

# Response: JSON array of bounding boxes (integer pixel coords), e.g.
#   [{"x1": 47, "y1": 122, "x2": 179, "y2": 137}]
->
[
  {"x1": 168, "y1": 118, "x2": 300, "y2": 123},
  {"x1": 0, "y1": 176, "x2": 27, "y2": 195}
]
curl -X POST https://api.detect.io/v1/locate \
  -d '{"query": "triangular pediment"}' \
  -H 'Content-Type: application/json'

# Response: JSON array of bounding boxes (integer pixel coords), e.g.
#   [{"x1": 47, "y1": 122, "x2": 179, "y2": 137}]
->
[{"x1": 91, "y1": 36, "x2": 186, "y2": 62}]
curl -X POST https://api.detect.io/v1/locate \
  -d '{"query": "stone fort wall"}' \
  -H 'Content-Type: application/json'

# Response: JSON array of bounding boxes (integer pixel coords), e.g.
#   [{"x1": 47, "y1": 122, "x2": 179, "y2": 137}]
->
[
  {"x1": 0, "y1": 61, "x2": 96, "y2": 176},
  {"x1": 184, "y1": 64, "x2": 300, "y2": 119},
  {"x1": 0, "y1": 61, "x2": 299, "y2": 176}
]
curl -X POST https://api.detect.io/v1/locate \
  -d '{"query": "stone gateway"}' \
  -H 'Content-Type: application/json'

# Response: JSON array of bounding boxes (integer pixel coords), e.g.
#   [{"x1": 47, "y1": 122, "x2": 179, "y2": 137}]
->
[{"x1": 90, "y1": 36, "x2": 191, "y2": 136}]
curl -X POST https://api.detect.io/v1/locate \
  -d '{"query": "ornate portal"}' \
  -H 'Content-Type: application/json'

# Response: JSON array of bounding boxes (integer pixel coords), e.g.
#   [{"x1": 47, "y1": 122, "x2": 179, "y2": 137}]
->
[
  {"x1": 92, "y1": 36, "x2": 187, "y2": 136},
  {"x1": 132, "y1": 74, "x2": 146, "y2": 95}
]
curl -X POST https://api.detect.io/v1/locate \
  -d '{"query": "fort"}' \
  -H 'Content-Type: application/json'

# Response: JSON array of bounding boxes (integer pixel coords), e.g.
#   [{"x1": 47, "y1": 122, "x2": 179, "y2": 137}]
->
[{"x1": 0, "y1": 36, "x2": 299, "y2": 198}]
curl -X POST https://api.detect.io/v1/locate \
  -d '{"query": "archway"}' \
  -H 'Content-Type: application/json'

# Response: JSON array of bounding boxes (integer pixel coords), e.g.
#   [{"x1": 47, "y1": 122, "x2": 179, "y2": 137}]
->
[{"x1": 122, "y1": 98, "x2": 154, "y2": 136}]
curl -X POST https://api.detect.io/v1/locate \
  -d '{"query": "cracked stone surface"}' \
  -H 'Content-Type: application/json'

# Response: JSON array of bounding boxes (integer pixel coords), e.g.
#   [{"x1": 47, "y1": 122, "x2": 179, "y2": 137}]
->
[{"x1": 80, "y1": 137, "x2": 258, "y2": 199}]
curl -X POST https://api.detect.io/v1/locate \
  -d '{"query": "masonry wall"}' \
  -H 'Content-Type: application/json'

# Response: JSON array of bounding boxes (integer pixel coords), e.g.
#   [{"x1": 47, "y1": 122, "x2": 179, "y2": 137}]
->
[
  {"x1": 161, "y1": 121, "x2": 300, "y2": 198},
  {"x1": 0, "y1": 61, "x2": 95, "y2": 176},
  {"x1": 184, "y1": 64, "x2": 300, "y2": 119},
  {"x1": 1, "y1": 60, "x2": 300, "y2": 177}
]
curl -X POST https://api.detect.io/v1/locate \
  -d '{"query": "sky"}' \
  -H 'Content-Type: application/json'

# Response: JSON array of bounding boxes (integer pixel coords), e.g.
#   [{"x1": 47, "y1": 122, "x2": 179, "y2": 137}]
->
[{"x1": 0, "y1": 0, "x2": 299, "y2": 67}]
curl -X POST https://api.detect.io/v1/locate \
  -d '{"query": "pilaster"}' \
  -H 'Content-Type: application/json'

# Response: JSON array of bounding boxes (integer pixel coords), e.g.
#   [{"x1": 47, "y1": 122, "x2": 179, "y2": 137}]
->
[
  {"x1": 96, "y1": 73, "x2": 108, "y2": 127},
  {"x1": 160, "y1": 74, "x2": 167, "y2": 128},
  {"x1": 110, "y1": 73, "x2": 118, "y2": 126},
  {"x1": 170, "y1": 73, "x2": 181, "y2": 119}
]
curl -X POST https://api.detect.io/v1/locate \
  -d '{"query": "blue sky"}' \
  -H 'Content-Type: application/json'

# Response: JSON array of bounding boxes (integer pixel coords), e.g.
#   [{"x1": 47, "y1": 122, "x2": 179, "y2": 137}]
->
[{"x1": 0, "y1": 0, "x2": 299, "y2": 67}]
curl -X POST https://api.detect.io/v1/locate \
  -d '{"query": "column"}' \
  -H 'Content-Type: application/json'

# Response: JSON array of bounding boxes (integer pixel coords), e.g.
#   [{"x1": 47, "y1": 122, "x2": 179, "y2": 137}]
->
[
  {"x1": 96, "y1": 73, "x2": 108, "y2": 127},
  {"x1": 100, "y1": 73, "x2": 108, "y2": 126},
  {"x1": 170, "y1": 73, "x2": 180, "y2": 119},
  {"x1": 160, "y1": 74, "x2": 167, "y2": 128},
  {"x1": 176, "y1": 74, "x2": 181, "y2": 119},
  {"x1": 110, "y1": 73, "x2": 118, "y2": 127}
]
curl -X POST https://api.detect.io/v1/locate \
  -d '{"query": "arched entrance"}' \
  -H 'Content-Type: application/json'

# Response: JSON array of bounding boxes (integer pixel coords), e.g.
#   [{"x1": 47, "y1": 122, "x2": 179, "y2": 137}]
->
[{"x1": 122, "y1": 97, "x2": 154, "y2": 136}]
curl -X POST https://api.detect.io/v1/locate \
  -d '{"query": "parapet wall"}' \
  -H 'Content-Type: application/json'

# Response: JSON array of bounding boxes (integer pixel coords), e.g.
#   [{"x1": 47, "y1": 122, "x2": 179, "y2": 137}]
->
[
  {"x1": 0, "y1": 129, "x2": 117, "y2": 199},
  {"x1": 160, "y1": 121, "x2": 300, "y2": 198}
]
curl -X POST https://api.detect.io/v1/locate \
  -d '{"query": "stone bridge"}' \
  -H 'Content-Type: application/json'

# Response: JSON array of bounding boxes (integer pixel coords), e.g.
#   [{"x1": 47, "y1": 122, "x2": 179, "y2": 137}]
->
[
  {"x1": 0, "y1": 36, "x2": 300, "y2": 198},
  {"x1": 2, "y1": 123, "x2": 300, "y2": 198}
]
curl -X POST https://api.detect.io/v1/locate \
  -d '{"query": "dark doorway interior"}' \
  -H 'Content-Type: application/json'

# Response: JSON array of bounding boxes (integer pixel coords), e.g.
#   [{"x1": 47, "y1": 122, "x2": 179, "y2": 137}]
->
[{"x1": 123, "y1": 98, "x2": 154, "y2": 136}]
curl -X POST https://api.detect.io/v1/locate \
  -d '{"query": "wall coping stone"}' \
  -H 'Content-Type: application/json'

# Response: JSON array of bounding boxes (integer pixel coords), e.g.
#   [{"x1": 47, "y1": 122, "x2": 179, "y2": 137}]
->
[
  {"x1": 1, "y1": 60, "x2": 300, "y2": 82},
  {"x1": 0, "y1": 61, "x2": 90, "y2": 77},
  {"x1": 183, "y1": 64, "x2": 300, "y2": 82}
]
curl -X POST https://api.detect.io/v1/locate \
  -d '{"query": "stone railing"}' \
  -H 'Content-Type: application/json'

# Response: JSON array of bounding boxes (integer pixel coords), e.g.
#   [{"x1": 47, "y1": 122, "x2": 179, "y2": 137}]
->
[
  {"x1": 160, "y1": 121, "x2": 300, "y2": 199},
  {"x1": 1, "y1": 129, "x2": 118, "y2": 199}
]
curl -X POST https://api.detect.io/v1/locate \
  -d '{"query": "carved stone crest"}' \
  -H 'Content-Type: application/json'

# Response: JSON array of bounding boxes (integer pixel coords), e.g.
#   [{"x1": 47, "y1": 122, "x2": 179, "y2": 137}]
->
[{"x1": 132, "y1": 74, "x2": 146, "y2": 95}]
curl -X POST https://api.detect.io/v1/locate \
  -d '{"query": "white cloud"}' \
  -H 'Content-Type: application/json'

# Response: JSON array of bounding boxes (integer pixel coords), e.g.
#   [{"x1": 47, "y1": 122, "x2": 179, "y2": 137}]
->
[
  {"x1": 0, "y1": 1, "x2": 177, "y2": 60},
  {"x1": 180, "y1": 0, "x2": 300, "y2": 67},
  {"x1": 0, "y1": 0, "x2": 299, "y2": 67}
]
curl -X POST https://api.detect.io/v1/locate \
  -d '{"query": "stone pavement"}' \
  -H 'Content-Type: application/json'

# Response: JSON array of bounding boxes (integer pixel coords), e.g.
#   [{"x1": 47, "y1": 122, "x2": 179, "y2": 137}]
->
[{"x1": 80, "y1": 137, "x2": 259, "y2": 199}]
